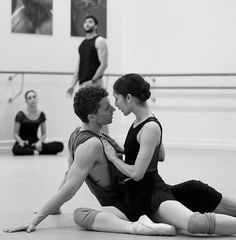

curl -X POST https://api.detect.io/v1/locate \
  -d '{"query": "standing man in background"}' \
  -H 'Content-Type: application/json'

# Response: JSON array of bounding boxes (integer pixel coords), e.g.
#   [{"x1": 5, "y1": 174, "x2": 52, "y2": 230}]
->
[{"x1": 67, "y1": 15, "x2": 108, "y2": 97}]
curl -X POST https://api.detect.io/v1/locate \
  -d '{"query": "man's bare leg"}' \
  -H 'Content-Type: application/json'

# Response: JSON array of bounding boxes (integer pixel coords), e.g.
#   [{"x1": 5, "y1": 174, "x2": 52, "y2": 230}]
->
[{"x1": 74, "y1": 207, "x2": 176, "y2": 235}]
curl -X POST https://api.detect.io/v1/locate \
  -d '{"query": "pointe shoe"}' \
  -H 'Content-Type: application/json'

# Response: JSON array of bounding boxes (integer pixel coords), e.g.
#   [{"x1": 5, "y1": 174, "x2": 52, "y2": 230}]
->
[{"x1": 138, "y1": 215, "x2": 176, "y2": 236}]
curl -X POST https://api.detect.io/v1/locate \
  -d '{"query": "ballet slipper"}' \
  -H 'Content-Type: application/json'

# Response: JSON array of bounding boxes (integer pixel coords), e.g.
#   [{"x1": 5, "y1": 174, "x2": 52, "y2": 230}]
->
[{"x1": 137, "y1": 215, "x2": 176, "y2": 235}]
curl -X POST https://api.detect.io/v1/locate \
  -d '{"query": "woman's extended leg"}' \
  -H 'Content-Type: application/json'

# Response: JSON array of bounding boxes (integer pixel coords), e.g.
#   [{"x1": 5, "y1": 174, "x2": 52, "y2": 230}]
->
[
  {"x1": 214, "y1": 195, "x2": 236, "y2": 216},
  {"x1": 154, "y1": 200, "x2": 236, "y2": 235},
  {"x1": 171, "y1": 180, "x2": 222, "y2": 214},
  {"x1": 73, "y1": 207, "x2": 176, "y2": 235},
  {"x1": 171, "y1": 179, "x2": 236, "y2": 218}
]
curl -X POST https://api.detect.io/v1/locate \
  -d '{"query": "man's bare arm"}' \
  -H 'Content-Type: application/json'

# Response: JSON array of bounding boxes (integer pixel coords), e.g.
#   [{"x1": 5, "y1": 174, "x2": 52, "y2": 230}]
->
[
  {"x1": 3, "y1": 137, "x2": 102, "y2": 233},
  {"x1": 67, "y1": 56, "x2": 80, "y2": 97},
  {"x1": 92, "y1": 37, "x2": 108, "y2": 83}
]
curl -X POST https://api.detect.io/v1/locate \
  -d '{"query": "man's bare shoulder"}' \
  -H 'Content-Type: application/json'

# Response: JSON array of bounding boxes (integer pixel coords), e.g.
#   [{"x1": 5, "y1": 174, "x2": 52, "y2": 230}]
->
[
  {"x1": 96, "y1": 36, "x2": 106, "y2": 41},
  {"x1": 74, "y1": 136, "x2": 103, "y2": 164},
  {"x1": 86, "y1": 136, "x2": 103, "y2": 149},
  {"x1": 95, "y1": 36, "x2": 107, "y2": 47}
]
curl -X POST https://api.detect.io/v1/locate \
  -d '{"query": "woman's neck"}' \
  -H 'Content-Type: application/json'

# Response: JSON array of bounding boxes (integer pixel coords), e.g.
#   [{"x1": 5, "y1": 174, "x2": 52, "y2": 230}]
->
[
  {"x1": 133, "y1": 104, "x2": 153, "y2": 126},
  {"x1": 26, "y1": 106, "x2": 38, "y2": 114}
]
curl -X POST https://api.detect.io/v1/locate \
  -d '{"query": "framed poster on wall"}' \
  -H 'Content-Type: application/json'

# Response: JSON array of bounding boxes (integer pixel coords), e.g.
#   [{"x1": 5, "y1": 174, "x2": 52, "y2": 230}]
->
[
  {"x1": 11, "y1": 0, "x2": 53, "y2": 35},
  {"x1": 71, "y1": 0, "x2": 107, "y2": 38}
]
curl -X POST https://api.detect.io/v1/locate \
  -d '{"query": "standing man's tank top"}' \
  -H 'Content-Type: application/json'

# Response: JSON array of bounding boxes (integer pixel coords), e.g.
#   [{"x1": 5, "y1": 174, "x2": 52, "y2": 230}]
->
[{"x1": 78, "y1": 36, "x2": 101, "y2": 84}]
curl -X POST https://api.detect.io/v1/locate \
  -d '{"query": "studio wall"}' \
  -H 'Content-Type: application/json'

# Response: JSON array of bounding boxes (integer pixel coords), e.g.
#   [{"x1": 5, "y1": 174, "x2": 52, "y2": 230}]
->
[{"x1": 0, "y1": 0, "x2": 236, "y2": 152}]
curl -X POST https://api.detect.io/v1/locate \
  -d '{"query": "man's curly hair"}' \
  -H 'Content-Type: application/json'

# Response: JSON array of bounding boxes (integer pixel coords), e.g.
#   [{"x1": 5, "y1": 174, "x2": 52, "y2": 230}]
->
[{"x1": 73, "y1": 86, "x2": 108, "y2": 123}]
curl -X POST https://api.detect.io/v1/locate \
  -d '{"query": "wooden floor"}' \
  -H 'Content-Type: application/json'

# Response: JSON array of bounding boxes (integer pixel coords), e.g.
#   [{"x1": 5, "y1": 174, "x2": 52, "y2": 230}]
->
[{"x1": 0, "y1": 149, "x2": 236, "y2": 240}]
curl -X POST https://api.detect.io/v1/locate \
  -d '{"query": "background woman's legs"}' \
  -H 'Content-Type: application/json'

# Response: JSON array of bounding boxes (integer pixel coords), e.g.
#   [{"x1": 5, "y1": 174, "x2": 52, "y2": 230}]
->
[
  {"x1": 40, "y1": 142, "x2": 64, "y2": 155},
  {"x1": 12, "y1": 142, "x2": 34, "y2": 155}
]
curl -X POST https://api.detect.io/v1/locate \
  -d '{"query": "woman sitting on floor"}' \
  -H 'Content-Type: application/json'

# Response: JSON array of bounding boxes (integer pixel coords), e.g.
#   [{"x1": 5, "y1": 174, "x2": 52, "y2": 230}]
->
[{"x1": 12, "y1": 89, "x2": 64, "y2": 155}]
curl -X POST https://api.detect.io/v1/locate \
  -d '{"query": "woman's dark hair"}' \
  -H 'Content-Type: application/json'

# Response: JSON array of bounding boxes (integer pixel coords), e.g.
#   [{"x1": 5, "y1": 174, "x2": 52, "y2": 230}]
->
[
  {"x1": 24, "y1": 89, "x2": 37, "y2": 100},
  {"x1": 73, "y1": 86, "x2": 108, "y2": 123},
  {"x1": 113, "y1": 73, "x2": 151, "y2": 102}
]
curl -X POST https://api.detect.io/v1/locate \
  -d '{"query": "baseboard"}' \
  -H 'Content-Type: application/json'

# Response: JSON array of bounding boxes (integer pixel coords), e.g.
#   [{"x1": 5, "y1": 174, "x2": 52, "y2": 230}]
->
[
  {"x1": 0, "y1": 140, "x2": 13, "y2": 154},
  {"x1": 165, "y1": 138, "x2": 236, "y2": 151},
  {"x1": 114, "y1": 135, "x2": 236, "y2": 151},
  {"x1": 1, "y1": 137, "x2": 236, "y2": 154}
]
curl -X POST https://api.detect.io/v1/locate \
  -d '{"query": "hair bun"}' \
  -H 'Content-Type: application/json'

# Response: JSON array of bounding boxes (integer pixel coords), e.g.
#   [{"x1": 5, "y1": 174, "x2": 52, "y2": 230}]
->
[{"x1": 139, "y1": 81, "x2": 151, "y2": 101}]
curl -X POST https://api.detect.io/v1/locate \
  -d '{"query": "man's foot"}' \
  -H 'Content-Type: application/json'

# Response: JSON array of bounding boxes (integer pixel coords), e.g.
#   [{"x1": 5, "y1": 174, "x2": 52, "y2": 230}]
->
[
  {"x1": 129, "y1": 215, "x2": 176, "y2": 235},
  {"x1": 33, "y1": 150, "x2": 39, "y2": 155}
]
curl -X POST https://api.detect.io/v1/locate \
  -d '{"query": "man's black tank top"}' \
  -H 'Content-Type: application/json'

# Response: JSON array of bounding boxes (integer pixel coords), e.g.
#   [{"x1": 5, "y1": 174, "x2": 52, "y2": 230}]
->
[
  {"x1": 124, "y1": 117, "x2": 163, "y2": 172},
  {"x1": 78, "y1": 36, "x2": 101, "y2": 84}
]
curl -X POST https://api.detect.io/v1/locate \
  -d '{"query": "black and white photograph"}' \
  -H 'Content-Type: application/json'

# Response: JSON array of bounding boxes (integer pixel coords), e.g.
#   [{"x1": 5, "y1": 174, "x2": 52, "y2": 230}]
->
[
  {"x1": 11, "y1": 0, "x2": 53, "y2": 35},
  {"x1": 1, "y1": 1, "x2": 236, "y2": 240}
]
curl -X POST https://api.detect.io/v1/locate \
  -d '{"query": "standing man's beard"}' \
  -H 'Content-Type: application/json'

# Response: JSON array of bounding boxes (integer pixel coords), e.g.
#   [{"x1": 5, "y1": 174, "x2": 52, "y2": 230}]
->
[{"x1": 84, "y1": 28, "x2": 94, "y2": 33}]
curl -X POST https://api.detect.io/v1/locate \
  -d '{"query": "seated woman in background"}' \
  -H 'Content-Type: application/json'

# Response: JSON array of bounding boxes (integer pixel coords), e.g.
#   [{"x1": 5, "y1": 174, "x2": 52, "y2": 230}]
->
[{"x1": 12, "y1": 90, "x2": 64, "y2": 156}]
